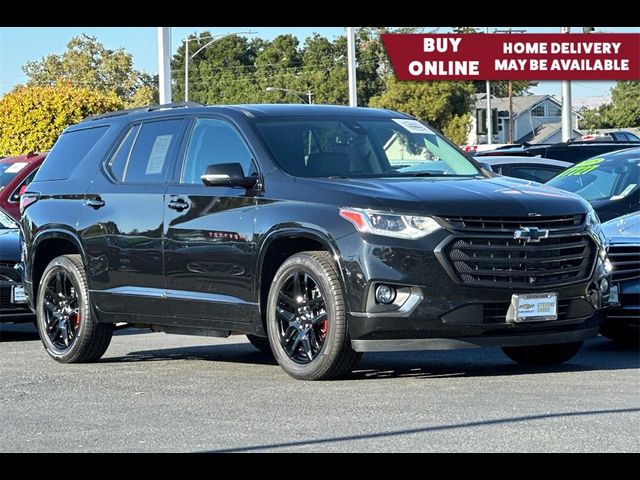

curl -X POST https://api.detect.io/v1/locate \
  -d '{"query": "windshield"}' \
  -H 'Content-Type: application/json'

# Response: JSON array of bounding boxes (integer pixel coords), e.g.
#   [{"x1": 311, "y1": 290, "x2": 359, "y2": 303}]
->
[
  {"x1": 254, "y1": 117, "x2": 480, "y2": 178},
  {"x1": 547, "y1": 150, "x2": 640, "y2": 202},
  {"x1": 0, "y1": 209, "x2": 18, "y2": 229},
  {"x1": 0, "y1": 162, "x2": 28, "y2": 191}
]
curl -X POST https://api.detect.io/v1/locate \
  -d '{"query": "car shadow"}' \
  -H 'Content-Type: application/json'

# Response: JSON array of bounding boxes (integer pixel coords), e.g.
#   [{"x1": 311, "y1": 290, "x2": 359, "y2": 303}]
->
[
  {"x1": 101, "y1": 336, "x2": 639, "y2": 379},
  {"x1": 0, "y1": 322, "x2": 39, "y2": 342}
]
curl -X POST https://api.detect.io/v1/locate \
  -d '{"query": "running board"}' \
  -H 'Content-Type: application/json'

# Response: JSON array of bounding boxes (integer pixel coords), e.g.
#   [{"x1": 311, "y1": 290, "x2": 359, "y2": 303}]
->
[{"x1": 150, "y1": 325, "x2": 230, "y2": 338}]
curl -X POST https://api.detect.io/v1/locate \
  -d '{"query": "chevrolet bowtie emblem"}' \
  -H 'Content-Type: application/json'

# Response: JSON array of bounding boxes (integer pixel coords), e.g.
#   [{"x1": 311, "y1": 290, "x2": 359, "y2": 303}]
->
[{"x1": 514, "y1": 226, "x2": 549, "y2": 243}]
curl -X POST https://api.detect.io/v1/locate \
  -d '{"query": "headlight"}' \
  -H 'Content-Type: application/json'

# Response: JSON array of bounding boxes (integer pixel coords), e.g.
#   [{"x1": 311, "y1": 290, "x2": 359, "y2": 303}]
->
[{"x1": 339, "y1": 208, "x2": 441, "y2": 239}]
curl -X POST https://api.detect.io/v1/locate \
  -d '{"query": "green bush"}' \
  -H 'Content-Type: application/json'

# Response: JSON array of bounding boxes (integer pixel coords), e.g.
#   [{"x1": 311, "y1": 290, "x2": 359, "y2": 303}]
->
[{"x1": 0, "y1": 83, "x2": 123, "y2": 156}]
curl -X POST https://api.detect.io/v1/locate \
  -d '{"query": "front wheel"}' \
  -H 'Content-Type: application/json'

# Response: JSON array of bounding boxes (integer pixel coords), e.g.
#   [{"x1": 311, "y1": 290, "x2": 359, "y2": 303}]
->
[
  {"x1": 502, "y1": 341, "x2": 583, "y2": 366},
  {"x1": 36, "y1": 254, "x2": 113, "y2": 363},
  {"x1": 266, "y1": 251, "x2": 360, "y2": 380}
]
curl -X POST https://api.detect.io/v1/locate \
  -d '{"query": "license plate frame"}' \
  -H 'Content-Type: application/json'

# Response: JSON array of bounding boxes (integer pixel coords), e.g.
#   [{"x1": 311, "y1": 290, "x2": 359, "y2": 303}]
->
[
  {"x1": 608, "y1": 284, "x2": 620, "y2": 306},
  {"x1": 507, "y1": 292, "x2": 558, "y2": 323}
]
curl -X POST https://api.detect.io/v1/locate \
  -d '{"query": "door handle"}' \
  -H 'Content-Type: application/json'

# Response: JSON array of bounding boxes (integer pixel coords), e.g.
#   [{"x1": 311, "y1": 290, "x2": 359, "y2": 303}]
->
[
  {"x1": 86, "y1": 198, "x2": 106, "y2": 209},
  {"x1": 168, "y1": 198, "x2": 189, "y2": 211}
]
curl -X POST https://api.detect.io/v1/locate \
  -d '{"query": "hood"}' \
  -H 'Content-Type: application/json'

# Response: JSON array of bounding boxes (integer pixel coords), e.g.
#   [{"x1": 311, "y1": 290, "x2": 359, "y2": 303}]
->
[
  {"x1": 295, "y1": 175, "x2": 591, "y2": 217},
  {"x1": 602, "y1": 212, "x2": 640, "y2": 244},
  {"x1": 0, "y1": 228, "x2": 21, "y2": 263}
]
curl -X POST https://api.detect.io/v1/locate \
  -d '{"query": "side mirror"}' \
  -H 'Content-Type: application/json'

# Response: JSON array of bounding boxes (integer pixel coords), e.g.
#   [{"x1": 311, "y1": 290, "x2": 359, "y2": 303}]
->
[
  {"x1": 200, "y1": 163, "x2": 258, "y2": 189},
  {"x1": 478, "y1": 162, "x2": 493, "y2": 172}
]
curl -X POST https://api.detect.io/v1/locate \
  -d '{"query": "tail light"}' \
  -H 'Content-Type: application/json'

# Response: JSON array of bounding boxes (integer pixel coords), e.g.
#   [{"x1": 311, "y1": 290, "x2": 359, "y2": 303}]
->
[{"x1": 19, "y1": 193, "x2": 39, "y2": 214}]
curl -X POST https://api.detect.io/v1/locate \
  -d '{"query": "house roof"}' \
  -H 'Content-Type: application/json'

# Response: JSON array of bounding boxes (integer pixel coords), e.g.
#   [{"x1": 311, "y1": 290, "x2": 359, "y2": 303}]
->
[
  {"x1": 519, "y1": 121, "x2": 582, "y2": 144},
  {"x1": 475, "y1": 94, "x2": 562, "y2": 118}
]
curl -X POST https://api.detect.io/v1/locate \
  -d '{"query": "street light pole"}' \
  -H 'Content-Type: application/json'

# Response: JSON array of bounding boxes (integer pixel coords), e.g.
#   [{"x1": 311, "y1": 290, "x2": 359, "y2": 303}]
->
[
  {"x1": 183, "y1": 31, "x2": 256, "y2": 102},
  {"x1": 157, "y1": 27, "x2": 172, "y2": 105},
  {"x1": 266, "y1": 86, "x2": 313, "y2": 104},
  {"x1": 347, "y1": 27, "x2": 357, "y2": 107},
  {"x1": 561, "y1": 26, "x2": 572, "y2": 142}
]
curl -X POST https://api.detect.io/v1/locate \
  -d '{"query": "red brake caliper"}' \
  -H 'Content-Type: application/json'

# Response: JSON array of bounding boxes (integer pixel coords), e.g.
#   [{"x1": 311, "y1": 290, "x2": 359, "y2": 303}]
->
[
  {"x1": 70, "y1": 312, "x2": 80, "y2": 331},
  {"x1": 320, "y1": 316, "x2": 328, "y2": 339}
]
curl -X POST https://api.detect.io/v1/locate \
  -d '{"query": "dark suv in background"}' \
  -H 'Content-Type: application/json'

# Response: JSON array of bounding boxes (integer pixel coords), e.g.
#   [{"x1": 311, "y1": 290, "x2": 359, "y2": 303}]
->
[{"x1": 21, "y1": 104, "x2": 611, "y2": 380}]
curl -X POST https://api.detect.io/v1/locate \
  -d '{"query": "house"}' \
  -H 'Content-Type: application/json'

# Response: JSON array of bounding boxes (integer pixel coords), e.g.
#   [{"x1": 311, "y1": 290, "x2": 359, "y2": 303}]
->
[{"x1": 468, "y1": 94, "x2": 582, "y2": 145}]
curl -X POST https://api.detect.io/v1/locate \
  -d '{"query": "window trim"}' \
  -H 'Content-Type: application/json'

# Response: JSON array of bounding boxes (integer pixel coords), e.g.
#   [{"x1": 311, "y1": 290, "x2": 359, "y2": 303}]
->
[
  {"x1": 8, "y1": 167, "x2": 39, "y2": 204},
  {"x1": 172, "y1": 115, "x2": 261, "y2": 186},
  {"x1": 101, "y1": 116, "x2": 189, "y2": 185}
]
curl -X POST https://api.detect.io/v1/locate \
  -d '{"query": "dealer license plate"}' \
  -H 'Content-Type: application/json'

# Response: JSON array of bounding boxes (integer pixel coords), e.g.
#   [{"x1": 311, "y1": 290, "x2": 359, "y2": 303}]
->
[
  {"x1": 507, "y1": 292, "x2": 558, "y2": 323},
  {"x1": 11, "y1": 285, "x2": 28, "y2": 304},
  {"x1": 608, "y1": 285, "x2": 620, "y2": 306}
]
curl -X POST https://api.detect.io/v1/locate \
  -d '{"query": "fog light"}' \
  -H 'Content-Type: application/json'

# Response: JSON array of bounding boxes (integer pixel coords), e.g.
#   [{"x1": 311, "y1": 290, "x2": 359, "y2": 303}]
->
[
  {"x1": 600, "y1": 279, "x2": 610, "y2": 294},
  {"x1": 375, "y1": 284, "x2": 396, "y2": 304}
]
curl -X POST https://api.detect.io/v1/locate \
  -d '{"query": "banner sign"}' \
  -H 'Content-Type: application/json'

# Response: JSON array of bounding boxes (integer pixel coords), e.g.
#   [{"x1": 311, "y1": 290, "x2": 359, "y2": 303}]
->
[{"x1": 381, "y1": 33, "x2": 640, "y2": 80}]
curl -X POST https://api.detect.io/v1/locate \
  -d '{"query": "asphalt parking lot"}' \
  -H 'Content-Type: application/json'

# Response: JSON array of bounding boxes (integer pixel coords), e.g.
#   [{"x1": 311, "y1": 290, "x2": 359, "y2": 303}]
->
[{"x1": 1, "y1": 322, "x2": 638, "y2": 452}]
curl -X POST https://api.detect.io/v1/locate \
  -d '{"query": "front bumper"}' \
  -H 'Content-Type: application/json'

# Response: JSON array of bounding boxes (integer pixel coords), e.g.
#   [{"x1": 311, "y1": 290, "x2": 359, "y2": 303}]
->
[
  {"x1": 603, "y1": 280, "x2": 640, "y2": 329},
  {"x1": 337, "y1": 229, "x2": 609, "y2": 349},
  {"x1": 0, "y1": 281, "x2": 34, "y2": 323}
]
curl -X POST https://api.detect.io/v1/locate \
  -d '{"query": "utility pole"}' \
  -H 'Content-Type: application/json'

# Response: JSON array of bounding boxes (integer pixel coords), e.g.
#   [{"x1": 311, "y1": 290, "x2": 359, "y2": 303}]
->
[
  {"x1": 157, "y1": 27, "x2": 172, "y2": 105},
  {"x1": 485, "y1": 28, "x2": 493, "y2": 145},
  {"x1": 561, "y1": 27, "x2": 572, "y2": 142},
  {"x1": 184, "y1": 36, "x2": 189, "y2": 102},
  {"x1": 347, "y1": 27, "x2": 357, "y2": 107},
  {"x1": 494, "y1": 28, "x2": 526, "y2": 144}
]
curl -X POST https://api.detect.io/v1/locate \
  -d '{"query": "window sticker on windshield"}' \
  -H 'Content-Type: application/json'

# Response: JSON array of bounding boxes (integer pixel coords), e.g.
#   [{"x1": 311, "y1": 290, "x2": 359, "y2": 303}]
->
[
  {"x1": 4, "y1": 162, "x2": 28, "y2": 174},
  {"x1": 556, "y1": 158, "x2": 604, "y2": 177},
  {"x1": 146, "y1": 135, "x2": 173, "y2": 175},
  {"x1": 392, "y1": 119, "x2": 434, "y2": 135},
  {"x1": 611, "y1": 183, "x2": 637, "y2": 201}
]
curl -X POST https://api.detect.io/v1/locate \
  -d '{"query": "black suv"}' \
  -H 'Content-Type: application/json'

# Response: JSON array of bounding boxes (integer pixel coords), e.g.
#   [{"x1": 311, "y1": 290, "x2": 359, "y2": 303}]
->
[{"x1": 21, "y1": 104, "x2": 611, "y2": 380}]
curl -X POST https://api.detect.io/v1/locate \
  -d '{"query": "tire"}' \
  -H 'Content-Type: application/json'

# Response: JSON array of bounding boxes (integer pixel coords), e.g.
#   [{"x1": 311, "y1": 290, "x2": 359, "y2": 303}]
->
[
  {"x1": 36, "y1": 254, "x2": 113, "y2": 363},
  {"x1": 600, "y1": 322, "x2": 639, "y2": 347},
  {"x1": 502, "y1": 341, "x2": 583, "y2": 366},
  {"x1": 246, "y1": 334, "x2": 273, "y2": 354},
  {"x1": 266, "y1": 251, "x2": 360, "y2": 380}
]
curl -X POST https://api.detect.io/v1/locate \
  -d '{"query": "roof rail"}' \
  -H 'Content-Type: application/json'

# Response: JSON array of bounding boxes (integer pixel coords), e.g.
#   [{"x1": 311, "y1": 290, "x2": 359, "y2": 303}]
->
[
  {"x1": 147, "y1": 101, "x2": 204, "y2": 111},
  {"x1": 83, "y1": 101, "x2": 205, "y2": 122}
]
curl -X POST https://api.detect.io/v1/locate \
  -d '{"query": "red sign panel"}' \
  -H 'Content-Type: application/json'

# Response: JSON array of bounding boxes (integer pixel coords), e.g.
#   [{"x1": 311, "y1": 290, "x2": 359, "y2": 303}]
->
[{"x1": 381, "y1": 33, "x2": 640, "y2": 80}]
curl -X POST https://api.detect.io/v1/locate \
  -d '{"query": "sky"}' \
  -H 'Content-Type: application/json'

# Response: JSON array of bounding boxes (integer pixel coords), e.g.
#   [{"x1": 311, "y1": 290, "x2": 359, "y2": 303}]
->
[{"x1": 1, "y1": 26, "x2": 637, "y2": 101}]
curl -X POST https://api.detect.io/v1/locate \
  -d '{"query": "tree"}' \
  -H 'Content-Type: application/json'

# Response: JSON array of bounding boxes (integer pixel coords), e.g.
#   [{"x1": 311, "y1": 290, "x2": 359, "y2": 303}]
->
[
  {"x1": 369, "y1": 77, "x2": 474, "y2": 144},
  {"x1": 609, "y1": 80, "x2": 640, "y2": 127},
  {"x1": 0, "y1": 83, "x2": 123, "y2": 156},
  {"x1": 577, "y1": 81, "x2": 640, "y2": 130},
  {"x1": 22, "y1": 34, "x2": 157, "y2": 106}
]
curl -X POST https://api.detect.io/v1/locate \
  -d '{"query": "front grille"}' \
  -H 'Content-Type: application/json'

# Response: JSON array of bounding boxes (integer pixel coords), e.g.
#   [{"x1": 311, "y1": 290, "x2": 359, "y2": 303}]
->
[
  {"x1": 483, "y1": 299, "x2": 571, "y2": 323},
  {"x1": 443, "y1": 235, "x2": 595, "y2": 288},
  {"x1": 608, "y1": 245, "x2": 640, "y2": 283},
  {"x1": 441, "y1": 214, "x2": 584, "y2": 233}
]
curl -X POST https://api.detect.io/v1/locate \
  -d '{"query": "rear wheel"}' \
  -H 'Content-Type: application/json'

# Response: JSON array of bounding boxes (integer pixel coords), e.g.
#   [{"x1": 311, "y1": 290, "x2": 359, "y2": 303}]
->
[
  {"x1": 36, "y1": 255, "x2": 113, "y2": 363},
  {"x1": 266, "y1": 251, "x2": 360, "y2": 380},
  {"x1": 502, "y1": 341, "x2": 583, "y2": 366},
  {"x1": 246, "y1": 334, "x2": 272, "y2": 354}
]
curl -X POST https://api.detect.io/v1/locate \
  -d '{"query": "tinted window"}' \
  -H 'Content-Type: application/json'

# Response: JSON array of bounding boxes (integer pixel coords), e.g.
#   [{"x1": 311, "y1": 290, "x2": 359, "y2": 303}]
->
[
  {"x1": 108, "y1": 125, "x2": 139, "y2": 181},
  {"x1": 504, "y1": 164, "x2": 565, "y2": 183},
  {"x1": 181, "y1": 118, "x2": 253, "y2": 184},
  {"x1": 255, "y1": 118, "x2": 479, "y2": 178},
  {"x1": 36, "y1": 127, "x2": 108, "y2": 181},
  {"x1": 0, "y1": 161, "x2": 29, "y2": 190},
  {"x1": 124, "y1": 119, "x2": 185, "y2": 184},
  {"x1": 9, "y1": 167, "x2": 39, "y2": 202}
]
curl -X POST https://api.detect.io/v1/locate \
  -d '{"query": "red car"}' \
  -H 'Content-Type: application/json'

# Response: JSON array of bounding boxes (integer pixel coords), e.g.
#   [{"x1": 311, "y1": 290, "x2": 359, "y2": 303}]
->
[{"x1": 0, "y1": 152, "x2": 46, "y2": 220}]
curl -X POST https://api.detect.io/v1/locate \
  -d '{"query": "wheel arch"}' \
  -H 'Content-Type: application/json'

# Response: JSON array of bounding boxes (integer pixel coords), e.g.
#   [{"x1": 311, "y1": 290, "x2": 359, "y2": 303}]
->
[{"x1": 255, "y1": 227, "x2": 349, "y2": 330}]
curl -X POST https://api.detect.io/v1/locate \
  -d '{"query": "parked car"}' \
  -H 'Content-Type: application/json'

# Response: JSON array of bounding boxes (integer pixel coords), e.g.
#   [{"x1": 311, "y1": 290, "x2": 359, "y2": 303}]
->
[
  {"x1": 474, "y1": 156, "x2": 571, "y2": 183},
  {"x1": 21, "y1": 103, "x2": 611, "y2": 380},
  {"x1": 546, "y1": 147, "x2": 640, "y2": 222},
  {"x1": 0, "y1": 208, "x2": 33, "y2": 322},
  {"x1": 601, "y1": 212, "x2": 639, "y2": 345},
  {"x1": 0, "y1": 152, "x2": 47, "y2": 220},
  {"x1": 525, "y1": 141, "x2": 640, "y2": 164},
  {"x1": 577, "y1": 132, "x2": 640, "y2": 142}
]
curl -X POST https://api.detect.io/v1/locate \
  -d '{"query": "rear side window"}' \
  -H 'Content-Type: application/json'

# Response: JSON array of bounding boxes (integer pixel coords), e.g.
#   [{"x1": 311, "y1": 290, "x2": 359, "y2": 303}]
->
[
  {"x1": 36, "y1": 126, "x2": 108, "y2": 181},
  {"x1": 109, "y1": 119, "x2": 185, "y2": 183}
]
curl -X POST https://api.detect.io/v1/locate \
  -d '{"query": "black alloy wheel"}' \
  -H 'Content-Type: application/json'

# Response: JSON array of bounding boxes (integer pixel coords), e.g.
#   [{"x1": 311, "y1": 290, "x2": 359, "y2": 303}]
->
[
  {"x1": 275, "y1": 271, "x2": 329, "y2": 364},
  {"x1": 42, "y1": 270, "x2": 81, "y2": 350}
]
